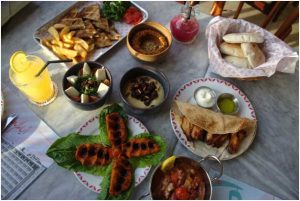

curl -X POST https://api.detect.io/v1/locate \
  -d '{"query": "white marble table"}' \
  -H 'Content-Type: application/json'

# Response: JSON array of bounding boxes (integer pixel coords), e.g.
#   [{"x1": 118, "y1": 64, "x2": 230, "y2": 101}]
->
[{"x1": 1, "y1": 1, "x2": 298, "y2": 200}]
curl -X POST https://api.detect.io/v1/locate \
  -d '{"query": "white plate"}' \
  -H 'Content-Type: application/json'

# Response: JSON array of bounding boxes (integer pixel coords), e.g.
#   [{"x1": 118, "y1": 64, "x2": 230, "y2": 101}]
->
[
  {"x1": 170, "y1": 77, "x2": 257, "y2": 160},
  {"x1": 74, "y1": 115, "x2": 150, "y2": 193}
]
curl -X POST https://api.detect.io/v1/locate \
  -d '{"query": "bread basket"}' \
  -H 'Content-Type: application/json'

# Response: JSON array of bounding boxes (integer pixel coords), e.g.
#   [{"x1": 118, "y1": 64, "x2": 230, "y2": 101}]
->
[{"x1": 205, "y1": 17, "x2": 298, "y2": 81}]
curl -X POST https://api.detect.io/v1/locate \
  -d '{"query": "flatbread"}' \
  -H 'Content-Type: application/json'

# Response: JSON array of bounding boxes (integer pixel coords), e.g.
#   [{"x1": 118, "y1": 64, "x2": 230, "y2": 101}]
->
[
  {"x1": 80, "y1": 4, "x2": 101, "y2": 21},
  {"x1": 172, "y1": 101, "x2": 257, "y2": 160},
  {"x1": 61, "y1": 18, "x2": 85, "y2": 30},
  {"x1": 174, "y1": 101, "x2": 256, "y2": 135},
  {"x1": 220, "y1": 42, "x2": 244, "y2": 58},
  {"x1": 224, "y1": 55, "x2": 250, "y2": 69},
  {"x1": 223, "y1": 32, "x2": 264, "y2": 43},
  {"x1": 241, "y1": 43, "x2": 266, "y2": 68}
]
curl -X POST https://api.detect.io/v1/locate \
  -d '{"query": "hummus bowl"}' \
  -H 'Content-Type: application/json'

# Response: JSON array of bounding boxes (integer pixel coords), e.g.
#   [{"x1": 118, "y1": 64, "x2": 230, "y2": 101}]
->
[
  {"x1": 126, "y1": 21, "x2": 172, "y2": 62},
  {"x1": 120, "y1": 66, "x2": 170, "y2": 114}
]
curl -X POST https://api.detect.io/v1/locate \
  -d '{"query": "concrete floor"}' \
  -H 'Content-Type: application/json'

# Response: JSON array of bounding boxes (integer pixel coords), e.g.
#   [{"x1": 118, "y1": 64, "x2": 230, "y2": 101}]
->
[{"x1": 198, "y1": 1, "x2": 299, "y2": 48}]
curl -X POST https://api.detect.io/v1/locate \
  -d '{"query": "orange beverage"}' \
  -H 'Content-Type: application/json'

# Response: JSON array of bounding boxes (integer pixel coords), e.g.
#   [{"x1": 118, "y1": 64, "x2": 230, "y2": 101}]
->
[{"x1": 9, "y1": 52, "x2": 57, "y2": 105}]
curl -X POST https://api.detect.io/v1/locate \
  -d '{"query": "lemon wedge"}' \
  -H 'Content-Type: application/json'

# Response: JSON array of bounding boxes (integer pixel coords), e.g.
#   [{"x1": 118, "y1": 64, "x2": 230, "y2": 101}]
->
[
  {"x1": 10, "y1": 51, "x2": 27, "y2": 72},
  {"x1": 161, "y1": 156, "x2": 176, "y2": 172}
]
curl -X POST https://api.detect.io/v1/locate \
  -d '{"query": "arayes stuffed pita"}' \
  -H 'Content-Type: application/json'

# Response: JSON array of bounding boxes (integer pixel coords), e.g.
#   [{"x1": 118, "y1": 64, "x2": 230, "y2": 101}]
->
[{"x1": 173, "y1": 101, "x2": 257, "y2": 154}]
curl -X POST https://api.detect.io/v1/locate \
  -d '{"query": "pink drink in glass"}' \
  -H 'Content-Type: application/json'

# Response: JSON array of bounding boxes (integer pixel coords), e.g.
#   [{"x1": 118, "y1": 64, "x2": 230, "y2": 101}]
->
[{"x1": 170, "y1": 14, "x2": 199, "y2": 44}]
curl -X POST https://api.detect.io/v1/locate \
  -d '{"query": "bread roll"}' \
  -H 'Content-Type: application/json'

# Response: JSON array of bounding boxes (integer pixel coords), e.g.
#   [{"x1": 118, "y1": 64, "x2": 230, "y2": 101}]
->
[
  {"x1": 220, "y1": 42, "x2": 244, "y2": 58},
  {"x1": 241, "y1": 43, "x2": 265, "y2": 68},
  {"x1": 223, "y1": 33, "x2": 264, "y2": 43},
  {"x1": 224, "y1": 56, "x2": 250, "y2": 69}
]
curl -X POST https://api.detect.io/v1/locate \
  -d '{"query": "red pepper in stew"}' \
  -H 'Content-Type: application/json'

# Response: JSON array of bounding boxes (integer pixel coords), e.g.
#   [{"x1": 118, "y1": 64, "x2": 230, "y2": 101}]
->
[
  {"x1": 123, "y1": 7, "x2": 143, "y2": 25},
  {"x1": 175, "y1": 187, "x2": 190, "y2": 200}
]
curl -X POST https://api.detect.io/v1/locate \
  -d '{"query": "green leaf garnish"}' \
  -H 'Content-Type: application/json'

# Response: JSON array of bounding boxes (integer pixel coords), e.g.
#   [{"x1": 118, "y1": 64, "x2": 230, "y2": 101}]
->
[{"x1": 102, "y1": 1, "x2": 130, "y2": 21}]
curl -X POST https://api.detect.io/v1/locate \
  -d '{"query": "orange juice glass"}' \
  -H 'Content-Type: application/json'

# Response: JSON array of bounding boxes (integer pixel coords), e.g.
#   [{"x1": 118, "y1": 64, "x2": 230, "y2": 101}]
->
[{"x1": 9, "y1": 54, "x2": 57, "y2": 106}]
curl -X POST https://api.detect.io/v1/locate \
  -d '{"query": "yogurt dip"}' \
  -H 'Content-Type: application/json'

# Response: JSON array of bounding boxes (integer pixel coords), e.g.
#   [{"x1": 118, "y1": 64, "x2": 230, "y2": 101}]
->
[{"x1": 194, "y1": 87, "x2": 216, "y2": 108}]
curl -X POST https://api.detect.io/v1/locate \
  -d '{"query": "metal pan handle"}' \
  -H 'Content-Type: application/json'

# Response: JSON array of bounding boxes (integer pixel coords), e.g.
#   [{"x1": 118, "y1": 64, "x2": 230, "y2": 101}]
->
[
  {"x1": 199, "y1": 155, "x2": 223, "y2": 182},
  {"x1": 138, "y1": 193, "x2": 150, "y2": 200}
]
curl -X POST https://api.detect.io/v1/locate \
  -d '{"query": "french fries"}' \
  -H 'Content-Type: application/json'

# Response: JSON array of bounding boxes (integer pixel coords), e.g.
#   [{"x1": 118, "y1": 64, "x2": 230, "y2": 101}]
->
[
  {"x1": 59, "y1": 26, "x2": 70, "y2": 39},
  {"x1": 40, "y1": 4, "x2": 122, "y2": 65},
  {"x1": 53, "y1": 23, "x2": 66, "y2": 30},
  {"x1": 42, "y1": 25, "x2": 91, "y2": 63},
  {"x1": 52, "y1": 45, "x2": 78, "y2": 58},
  {"x1": 74, "y1": 44, "x2": 87, "y2": 59},
  {"x1": 73, "y1": 37, "x2": 89, "y2": 50},
  {"x1": 48, "y1": 26, "x2": 60, "y2": 41}
]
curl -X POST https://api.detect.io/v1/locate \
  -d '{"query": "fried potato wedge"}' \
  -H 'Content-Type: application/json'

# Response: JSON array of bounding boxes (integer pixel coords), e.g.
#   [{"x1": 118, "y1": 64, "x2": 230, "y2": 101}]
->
[
  {"x1": 51, "y1": 45, "x2": 68, "y2": 59},
  {"x1": 60, "y1": 26, "x2": 70, "y2": 39},
  {"x1": 73, "y1": 37, "x2": 89, "y2": 50},
  {"x1": 52, "y1": 46, "x2": 78, "y2": 58},
  {"x1": 48, "y1": 26, "x2": 60, "y2": 41},
  {"x1": 62, "y1": 34, "x2": 75, "y2": 44},
  {"x1": 41, "y1": 38, "x2": 52, "y2": 49},
  {"x1": 63, "y1": 42, "x2": 74, "y2": 49},
  {"x1": 74, "y1": 44, "x2": 87, "y2": 59},
  {"x1": 53, "y1": 23, "x2": 66, "y2": 30},
  {"x1": 51, "y1": 39, "x2": 64, "y2": 47}
]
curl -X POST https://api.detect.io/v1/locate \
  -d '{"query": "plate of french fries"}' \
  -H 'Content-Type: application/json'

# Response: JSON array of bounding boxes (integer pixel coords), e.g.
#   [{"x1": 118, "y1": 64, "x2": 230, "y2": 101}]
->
[{"x1": 34, "y1": 1, "x2": 148, "y2": 67}]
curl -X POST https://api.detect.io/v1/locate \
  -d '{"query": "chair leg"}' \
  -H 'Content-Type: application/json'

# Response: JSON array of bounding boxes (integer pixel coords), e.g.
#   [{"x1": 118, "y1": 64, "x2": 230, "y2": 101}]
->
[
  {"x1": 275, "y1": 7, "x2": 299, "y2": 40},
  {"x1": 261, "y1": 1, "x2": 282, "y2": 28},
  {"x1": 233, "y1": 1, "x2": 244, "y2": 19},
  {"x1": 210, "y1": 1, "x2": 226, "y2": 16},
  {"x1": 272, "y1": 2, "x2": 288, "y2": 22}
]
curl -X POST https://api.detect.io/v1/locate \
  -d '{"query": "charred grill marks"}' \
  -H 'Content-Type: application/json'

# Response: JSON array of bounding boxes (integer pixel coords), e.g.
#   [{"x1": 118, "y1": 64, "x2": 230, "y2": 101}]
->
[
  {"x1": 122, "y1": 138, "x2": 160, "y2": 158},
  {"x1": 75, "y1": 144, "x2": 111, "y2": 166},
  {"x1": 109, "y1": 157, "x2": 132, "y2": 196},
  {"x1": 79, "y1": 145, "x2": 88, "y2": 157},
  {"x1": 106, "y1": 112, "x2": 127, "y2": 148}
]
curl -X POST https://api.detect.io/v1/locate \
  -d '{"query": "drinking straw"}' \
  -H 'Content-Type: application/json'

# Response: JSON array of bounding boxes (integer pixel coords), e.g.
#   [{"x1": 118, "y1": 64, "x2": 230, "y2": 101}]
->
[{"x1": 35, "y1": 59, "x2": 72, "y2": 77}]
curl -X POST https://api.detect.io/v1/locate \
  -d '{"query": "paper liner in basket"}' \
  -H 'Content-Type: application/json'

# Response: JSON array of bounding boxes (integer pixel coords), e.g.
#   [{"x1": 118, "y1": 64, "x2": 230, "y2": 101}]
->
[{"x1": 205, "y1": 16, "x2": 298, "y2": 78}]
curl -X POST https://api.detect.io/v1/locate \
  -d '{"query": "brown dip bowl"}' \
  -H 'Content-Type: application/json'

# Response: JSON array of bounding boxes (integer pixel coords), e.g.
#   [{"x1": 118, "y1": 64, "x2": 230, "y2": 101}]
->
[{"x1": 126, "y1": 21, "x2": 172, "y2": 62}]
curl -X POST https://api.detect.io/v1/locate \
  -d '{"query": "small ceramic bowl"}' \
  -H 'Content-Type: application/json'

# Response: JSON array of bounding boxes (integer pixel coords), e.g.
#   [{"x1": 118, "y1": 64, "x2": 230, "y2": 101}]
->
[
  {"x1": 62, "y1": 61, "x2": 112, "y2": 111},
  {"x1": 216, "y1": 93, "x2": 239, "y2": 115},
  {"x1": 194, "y1": 86, "x2": 217, "y2": 108},
  {"x1": 126, "y1": 21, "x2": 172, "y2": 63},
  {"x1": 119, "y1": 66, "x2": 170, "y2": 114}
]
